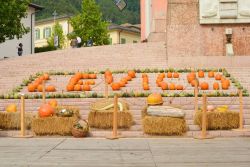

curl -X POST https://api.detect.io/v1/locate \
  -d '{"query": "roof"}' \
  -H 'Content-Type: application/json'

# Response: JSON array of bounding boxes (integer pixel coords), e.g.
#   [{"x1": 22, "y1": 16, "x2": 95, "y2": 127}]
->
[
  {"x1": 36, "y1": 15, "x2": 73, "y2": 24},
  {"x1": 108, "y1": 23, "x2": 141, "y2": 34},
  {"x1": 29, "y1": 3, "x2": 44, "y2": 11}
]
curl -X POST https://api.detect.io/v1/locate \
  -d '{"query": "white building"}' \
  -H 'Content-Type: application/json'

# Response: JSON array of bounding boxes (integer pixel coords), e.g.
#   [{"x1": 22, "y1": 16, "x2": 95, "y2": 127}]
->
[{"x1": 0, "y1": 3, "x2": 43, "y2": 59}]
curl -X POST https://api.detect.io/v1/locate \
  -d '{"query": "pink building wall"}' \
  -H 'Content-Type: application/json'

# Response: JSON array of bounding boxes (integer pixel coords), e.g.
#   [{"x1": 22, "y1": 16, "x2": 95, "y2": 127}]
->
[{"x1": 140, "y1": 0, "x2": 167, "y2": 41}]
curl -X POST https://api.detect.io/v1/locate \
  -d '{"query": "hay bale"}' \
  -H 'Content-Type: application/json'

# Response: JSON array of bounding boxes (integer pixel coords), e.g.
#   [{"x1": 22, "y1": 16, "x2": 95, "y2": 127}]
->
[
  {"x1": 32, "y1": 106, "x2": 80, "y2": 136},
  {"x1": 88, "y1": 110, "x2": 133, "y2": 129},
  {"x1": 0, "y1": 112, "x2": 36, "y2": 130},
  {"x1": 194, "y1": 111, "x2": 239, "y2": 130},
  {"x1": 88, "y1": 99, "x2": 133, "y2": 129},
  {"x1": 32, "y1": 116, "x2": 78, "y2": 136},
  {"x1": 143, "y1": 116, "x2": 186, "y2": 135}
]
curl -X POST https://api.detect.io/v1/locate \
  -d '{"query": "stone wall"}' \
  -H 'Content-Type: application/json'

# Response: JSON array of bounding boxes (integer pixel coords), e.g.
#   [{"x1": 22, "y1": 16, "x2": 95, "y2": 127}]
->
[{"x1": 166, "y1": 0, "x2": 250, "y2": 57}]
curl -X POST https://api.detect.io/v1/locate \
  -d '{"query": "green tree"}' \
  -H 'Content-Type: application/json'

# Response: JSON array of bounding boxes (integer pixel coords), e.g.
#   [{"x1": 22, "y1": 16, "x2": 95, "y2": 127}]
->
[
  {"x1": 70, "y1": 0, "x2": 109, "y2": 46},
  {"x1": 47, "y1": 22, "x2": 65, "y2": 49},
  {"x1": 0, "y1": 0, "x2": 31, "y2": 43}
]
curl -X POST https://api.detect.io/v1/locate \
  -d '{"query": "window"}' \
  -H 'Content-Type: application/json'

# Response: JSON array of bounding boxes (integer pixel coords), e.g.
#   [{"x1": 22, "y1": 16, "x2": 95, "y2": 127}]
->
[
  {"x1": 43, "y1": 27, "x2": 51, "y2": 39},
  {"x1": 35, "y1": 29, "x2": 40, "y2": 40},
  {"x1": 133, "y1": 40, "x2": 137, "y2": 43},
  {"x1": 121, "y1": 38, "x2": 126, "y2": 44},
  {"x1": 108, "y1": 38, "x2": 113, "y2": 45}
]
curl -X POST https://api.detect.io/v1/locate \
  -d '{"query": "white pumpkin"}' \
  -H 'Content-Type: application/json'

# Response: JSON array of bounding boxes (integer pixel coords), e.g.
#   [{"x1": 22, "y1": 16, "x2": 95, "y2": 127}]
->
[{"x1": 207, "y1": 105, "x2": 215, "y2": 112}]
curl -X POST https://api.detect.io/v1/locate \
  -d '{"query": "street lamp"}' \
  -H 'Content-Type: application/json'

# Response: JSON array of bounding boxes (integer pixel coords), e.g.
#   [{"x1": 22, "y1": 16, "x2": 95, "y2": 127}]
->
[{"x1": 114, "y1": 0, "x2": 127, "y2": 11}]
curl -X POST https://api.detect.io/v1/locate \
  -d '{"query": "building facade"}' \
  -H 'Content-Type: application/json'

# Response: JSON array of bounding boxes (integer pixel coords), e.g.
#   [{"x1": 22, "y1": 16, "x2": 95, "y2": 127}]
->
[
  {"x1": 0, "y1": 3, "x2": 43, "y2": 59},
  {"x1": 35, "y1": 15, "x2": 73, "y2": 48},
  {"x1": 141, "y1": 0, "x2": 250, "y2": 57},
  {"x1": 35, "y1": 17, "x2": 140, "y2": 48}
]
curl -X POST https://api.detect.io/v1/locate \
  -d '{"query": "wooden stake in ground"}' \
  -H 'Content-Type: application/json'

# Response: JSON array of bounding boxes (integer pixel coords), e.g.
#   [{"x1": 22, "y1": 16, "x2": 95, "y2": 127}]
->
[
  {"x1": 107, "y1": 94, "x2": 120, "y2": 140},
  {"x1": 12, "y1": 94, "x2": 33, "y2": 138},
  {"x1": 42, "y1": 80, "x2": 46, "y2": 104},
  {"x1": 232, "y1": 90, "x2": 250, "y2": 132},
  {"x1": 194, "y1": 94, "x2": 214, "y2": 140},
  {"x1": 194, "y1": 81, "x2": 198, "y2": 114}
]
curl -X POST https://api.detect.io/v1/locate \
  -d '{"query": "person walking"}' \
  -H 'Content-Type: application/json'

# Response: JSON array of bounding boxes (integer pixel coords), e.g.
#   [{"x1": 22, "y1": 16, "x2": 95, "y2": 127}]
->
[{"x1": 17, "y1": 43, "x2": 23, "y2": 56}]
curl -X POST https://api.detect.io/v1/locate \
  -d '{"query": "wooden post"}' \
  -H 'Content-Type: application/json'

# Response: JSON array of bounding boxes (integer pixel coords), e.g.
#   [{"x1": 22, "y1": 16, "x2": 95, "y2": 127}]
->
[
  {"x1": 42, "y1": 80, "x2": 46, "y2": 104},
  {"x1": 112, "y1": 94, "x2": 118, "y2": 138},
  {"x1": 12, "y1": 94, "x2": 33, "y2": 138},
  {"x1": 194, "y1": 94, "x2": 214, "y2": 139},
  {"x1": 20, "y1": 95, "x2": 25, "y2": 137},
  {"x1": 232, "y1": 89, "x2": 250, "y2": 131},
  {"x1": 107, "y1": 94, "x2": 120, "y2": 139},
  {"x1": 239, "y1": 90, "x2": 243, "y2": 129},
  {"x1": 201, "y1": 94, "x2": 207, "y2": 139},
  {"x1": 194, "y1": 81, "x2": 198, "y2": 114},
  {"x1": 105, "y1": 81, "x2": 108, "y2": 99}
]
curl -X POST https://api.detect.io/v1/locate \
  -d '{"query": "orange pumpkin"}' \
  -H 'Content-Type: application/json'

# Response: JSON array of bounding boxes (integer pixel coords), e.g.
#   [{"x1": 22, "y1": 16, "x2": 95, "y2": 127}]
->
[
  {"x1": 66, "y1": 84, "x2": 74, "y2": 91},
  {"x1": 143, "y1": 77, "x2": 149, "y2": 83},
  {"x1": 126, "y1": 75, "x2": 132, "y2": 81},
  {"x1": 89, "y1": 74, "x2": 97, "y2": 79},
  {"x1": 82, "y1": 73, "x2": 89, "y2": 79},
  {"x1": 191, "y1": 79, "x2": 199, "y2": 87},
  {"x1": 111, "y1": 83, "x2": 121, "y2": 91},
  {"x1": 143, "y1": 83, "x2": 150, "y2": 90},
  {"x1": 213, "y1": 82, "x2": 219, "y2": 90},
  {"x1": 43, "y1": 73, "x2": 50, "y2": 80},
  {"x1": 157, "y1": 81, "x2": 163, "y2": 87},
  {"x1": 33, "y1": 82, "x2": 40, "y2": 89},
  {"x1": 48, "y1": 99, "x2": 58, "y2": 108},
  {"x1": 187, "y1": 73, "x2": 196, "y2": 83},
  {"x1": 121, "y1": 78, "x2": 128, "y2": 84},
  {"x1": 86, "y1": 80, "x2": 95, "y2": 85},
  {"x1": 222, "y1": 79, "x2": 230, "y2": 87},
  {"x1": 221, "y1": 82, "x2": 229, "y2": 90},
  {"x1": 105, "y1": 75, "x2": 113, "y2": 84},
  {"x1": 208, "y1": 71, "x2": 214, "y2": 78},
  {"x1": 82, "y1": 84, "x2": 91, "y2": 91},
  {"x1": 200, "y1": 82, "x2": 209, "y2": 90},
  {"x1": 37, "y1": 85, "x2": 44, "y2": 92},
  {"x1": 39, "y1": 76, "x2": 45, "y2": 81},
  {"x1": 28, "y1": 84, "x2": 36, "y2": 92},
  {"x1": 198, "y1": 70, "x2": 205, "y2": 78},
  {"x1": 78, "y1": 80, "x2": 83, "y2": 85},
  {"x1": 128, "y1": 70, "x2": 136, "y2": 78},
  {"x1": 35, "y1": 78, "x2": 43, "y2": 84},
  {"x1": 142, "y1": 73, "x2": 148, "y2": 78},
  {"x1": 161, "y1": 82, "x2": 168, "y2": 90},
  {"x1": 159, "y1": 73, "x2": 165, "y2": 78},
  {"x1": 46, "y1": 85, "x2": 56, "y2": 92},
  {"x1": 38, "y1": 104, "x2": 54, "y2": 118},
  {"x1": 167, "y1": 72, "x2": 172, "y2": 78},
  {"x1": 215, "y1": 74, "x2": 222, "y2": 80},
  {"x1": 75, "y1": 72, "x2": 82, "y2": 80},
  {"x1": 173, "y1": 72, "x2": 179, "y2": 78},
  {"x1": 74, "y1": 84, "x2": 82, "y2": 91},
  {"x1": 69, "y1": 77, "x2": 79, "y2": 85},
  {"x1": 104, "y1": 70, "x2": 112, "y2": 78},
  {"x1": 119, "y1": 80, "x2": 126, "y2": 87},
  {"x1": 147, "y1": 93, "x2": 163, "y2": 105},
  {"x1": 169, "y1": 83, "x2": 176, "y2": 90},
  {"x1": 176, "y1": 85, "x2": 184, "y2": 90}
]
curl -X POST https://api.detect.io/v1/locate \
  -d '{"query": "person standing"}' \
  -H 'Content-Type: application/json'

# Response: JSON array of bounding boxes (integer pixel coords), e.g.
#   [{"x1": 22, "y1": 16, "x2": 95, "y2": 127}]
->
[
  {"x1": 17, "y1": 43, "x2": 23, "y2": 56},
  {"x1": 70, "y1": 38, "x2": 77, "y2": 48},
  {"x1": 76, "y1": 36, "x2": 82, "y2": 48}
]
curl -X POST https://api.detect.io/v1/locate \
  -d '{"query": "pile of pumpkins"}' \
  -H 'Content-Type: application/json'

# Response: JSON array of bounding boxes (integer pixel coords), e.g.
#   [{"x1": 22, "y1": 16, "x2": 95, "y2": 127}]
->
[
  {"x1": 66, "y1": 72, "x2": 97, "y2": 92},
  {"x1": 156, "y1": 72, "x2": 184, "y2": 91},
  {"x1": 187, "y1": 70, "x2": 230, "y2": 90},
  {"x1": 28, "y1": 74, "x2": 56, "y2": 92},
  {"x1": 105, "y1": 70, "x2": 136, "y2": 91}
]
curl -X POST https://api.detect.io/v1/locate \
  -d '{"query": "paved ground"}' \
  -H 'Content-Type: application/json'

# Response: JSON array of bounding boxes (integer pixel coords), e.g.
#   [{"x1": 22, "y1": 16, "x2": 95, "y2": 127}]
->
[{"x1": 0, "y1": 137, "x2": 250, "y2": 167}]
